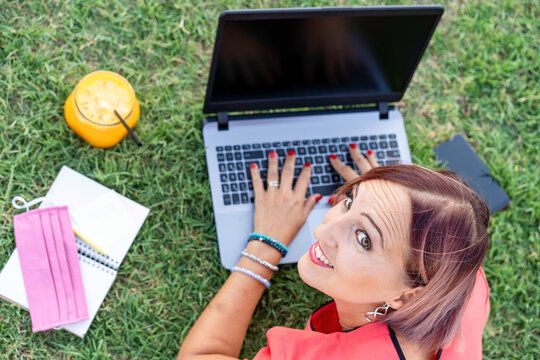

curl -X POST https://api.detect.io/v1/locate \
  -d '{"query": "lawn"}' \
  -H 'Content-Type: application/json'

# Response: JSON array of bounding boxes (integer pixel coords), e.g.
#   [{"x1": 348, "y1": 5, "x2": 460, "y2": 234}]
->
[{"x1": 0, "y1": 0, "x2": 538, "y2": 359}]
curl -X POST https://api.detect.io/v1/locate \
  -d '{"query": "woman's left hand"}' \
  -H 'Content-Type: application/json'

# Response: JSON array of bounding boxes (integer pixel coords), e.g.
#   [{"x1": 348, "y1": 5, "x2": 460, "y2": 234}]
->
[{"x1": 250, "y1": 150, "x2": 322, "y2": 247}]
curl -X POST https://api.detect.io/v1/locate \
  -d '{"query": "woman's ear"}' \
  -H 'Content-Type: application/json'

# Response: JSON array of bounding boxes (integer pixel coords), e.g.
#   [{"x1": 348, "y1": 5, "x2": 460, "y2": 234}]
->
[{"x1": 387, "y1": 286, "x2": 424, "y2": 310}]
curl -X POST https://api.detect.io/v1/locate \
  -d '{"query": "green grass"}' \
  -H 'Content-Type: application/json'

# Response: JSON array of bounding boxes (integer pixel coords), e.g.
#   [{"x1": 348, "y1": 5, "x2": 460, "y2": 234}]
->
[{"x1": 0, "y1": 0, "x2": 538, "y2": 358}]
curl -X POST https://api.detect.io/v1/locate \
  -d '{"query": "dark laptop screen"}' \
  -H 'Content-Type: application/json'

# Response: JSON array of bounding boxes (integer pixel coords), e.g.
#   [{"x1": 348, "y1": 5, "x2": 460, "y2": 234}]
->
[{"x1": 204, "y1": 7, "x2": 443, "y2": 113}]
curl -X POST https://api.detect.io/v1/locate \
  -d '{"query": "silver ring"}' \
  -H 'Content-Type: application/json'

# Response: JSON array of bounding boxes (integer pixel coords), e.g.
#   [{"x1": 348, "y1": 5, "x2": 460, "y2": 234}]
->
[{"x1": 268, "y1": 180, "x2": 280, "y2": 188}]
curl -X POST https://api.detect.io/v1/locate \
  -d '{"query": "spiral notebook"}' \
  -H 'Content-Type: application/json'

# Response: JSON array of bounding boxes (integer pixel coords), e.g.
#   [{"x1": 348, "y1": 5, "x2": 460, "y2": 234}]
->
[{"x1": 0, "y1": 166, "x2": 150, "y2": 337}]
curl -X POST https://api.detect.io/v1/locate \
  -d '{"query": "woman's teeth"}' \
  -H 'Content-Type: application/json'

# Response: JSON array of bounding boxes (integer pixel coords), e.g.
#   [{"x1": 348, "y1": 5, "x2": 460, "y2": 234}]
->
[{"x1": 315, "y1": 244, "x2": 333, "y2": 268}]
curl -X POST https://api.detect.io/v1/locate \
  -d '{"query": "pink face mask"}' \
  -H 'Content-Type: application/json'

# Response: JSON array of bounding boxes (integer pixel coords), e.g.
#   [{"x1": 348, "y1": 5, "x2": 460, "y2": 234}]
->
[{"x1": 13, "y1": 203, "x2": 88, "y2": 332}]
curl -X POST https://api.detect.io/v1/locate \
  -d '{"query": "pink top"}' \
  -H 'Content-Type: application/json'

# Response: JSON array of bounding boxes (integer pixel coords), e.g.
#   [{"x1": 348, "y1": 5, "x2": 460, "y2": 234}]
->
[{"x1": 252, "y1": 268, "x2": 489, "y2": 360}]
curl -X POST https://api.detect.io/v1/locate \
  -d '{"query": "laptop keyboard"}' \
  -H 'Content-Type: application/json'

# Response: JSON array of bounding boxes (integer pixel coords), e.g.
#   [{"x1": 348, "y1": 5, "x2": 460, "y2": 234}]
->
[{"x1": 216, "y1": 134, "x2": 400, "y2": 206}]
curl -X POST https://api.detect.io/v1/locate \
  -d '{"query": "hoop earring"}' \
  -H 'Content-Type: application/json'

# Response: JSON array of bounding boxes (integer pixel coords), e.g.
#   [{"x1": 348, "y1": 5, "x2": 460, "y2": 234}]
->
[{"x1": 364, "y1": 304, "x2": 390, "y2": 322}]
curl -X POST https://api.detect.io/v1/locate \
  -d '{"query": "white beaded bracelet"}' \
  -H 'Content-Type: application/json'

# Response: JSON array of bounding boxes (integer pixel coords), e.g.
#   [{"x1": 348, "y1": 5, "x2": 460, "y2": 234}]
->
[
  {"x1": 241, "y1": 249, "x2": 279, "y2": 271},
  {"x1": 231, "y1": 266, "x2": 271, "y2": 288}
]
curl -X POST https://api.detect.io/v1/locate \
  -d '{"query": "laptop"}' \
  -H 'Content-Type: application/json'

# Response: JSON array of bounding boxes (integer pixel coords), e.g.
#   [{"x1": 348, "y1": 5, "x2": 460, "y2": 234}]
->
[{"x1": 202, "y1": 6, "x2": 444, "y2": 269}]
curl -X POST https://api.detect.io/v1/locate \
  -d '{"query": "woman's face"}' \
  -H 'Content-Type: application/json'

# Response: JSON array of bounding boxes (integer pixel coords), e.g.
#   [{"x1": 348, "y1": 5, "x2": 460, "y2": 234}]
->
[{"x1": 298, "y1": 179, "x2": 412, "y2": 306}]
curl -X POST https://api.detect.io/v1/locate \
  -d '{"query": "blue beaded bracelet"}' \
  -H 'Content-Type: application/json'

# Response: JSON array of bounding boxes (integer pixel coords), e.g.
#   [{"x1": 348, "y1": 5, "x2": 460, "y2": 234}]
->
[{"x1": 248, "y1": 232, "x2": 288, "y2": 257}]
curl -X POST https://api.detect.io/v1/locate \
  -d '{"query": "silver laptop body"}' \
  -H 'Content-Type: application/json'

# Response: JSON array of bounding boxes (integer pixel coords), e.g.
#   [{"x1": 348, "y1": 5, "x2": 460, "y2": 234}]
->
[{"x1": 201, "y1": 6, "x2": 444, "y2": 269}]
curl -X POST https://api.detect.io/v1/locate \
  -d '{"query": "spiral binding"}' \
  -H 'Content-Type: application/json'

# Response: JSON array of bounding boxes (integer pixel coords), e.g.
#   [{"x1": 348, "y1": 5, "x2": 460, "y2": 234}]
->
[{"x1": 75, "y1": 238, "x2": 119, "y2": 274}]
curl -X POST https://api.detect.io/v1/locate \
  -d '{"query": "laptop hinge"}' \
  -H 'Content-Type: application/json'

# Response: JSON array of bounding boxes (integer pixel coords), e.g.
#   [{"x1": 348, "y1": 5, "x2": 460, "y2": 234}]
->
[
  {"x1": 378, "y1": 102, "x2": 389, "y2": 120},
  {"x1": 217, "y1": 111, "x2": 229, "y2": 131}
]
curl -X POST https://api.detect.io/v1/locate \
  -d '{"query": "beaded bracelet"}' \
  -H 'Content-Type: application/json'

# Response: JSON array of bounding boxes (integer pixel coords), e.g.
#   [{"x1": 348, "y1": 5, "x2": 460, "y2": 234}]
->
[
  {"x1": 248, "y1": 232, "x2": 288, "y2": 257},
  {"x1": 231, "y1": 266, "x2": 271, "y2": 288},
  {"x1": 241, "y1": 249, "x2": 279, "y2": 271}
]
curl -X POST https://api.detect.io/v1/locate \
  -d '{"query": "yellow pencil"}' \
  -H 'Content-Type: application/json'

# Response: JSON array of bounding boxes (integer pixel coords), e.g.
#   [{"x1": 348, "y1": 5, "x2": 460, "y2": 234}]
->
[{"x1": 72, "y1": 225, "x2": 108, "y2": 257}]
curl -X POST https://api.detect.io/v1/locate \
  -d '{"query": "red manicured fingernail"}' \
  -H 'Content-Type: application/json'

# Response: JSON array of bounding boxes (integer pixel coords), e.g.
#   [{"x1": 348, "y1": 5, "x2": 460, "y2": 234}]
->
[
  {"x1": 367, "y1": 150, "x2": 373, "y2": 155},
  {"x1": 305, "y1": 162, "x2": 311, "y2": 167},
  {"x1": 288, "y1": 150, "x2": 295, "y2": 156},
  {"x1": 315, "y1": 194, "x2": 323, "y2": 202},
  {"x1": 328, "y1": 196, "x2": 334, "y2": 204},
  {"x1": 330, "y1": 154, "x2": 337, "y2": 160},
  {"x1": 251, "y1": 162, "x2": 256, "y2": 168},
  {"x1": 269, "y1": 151, "x2": 277, "y2": 158},
  {"x1": 349, "y1": 143, "x2": 357, "y2": 149}
]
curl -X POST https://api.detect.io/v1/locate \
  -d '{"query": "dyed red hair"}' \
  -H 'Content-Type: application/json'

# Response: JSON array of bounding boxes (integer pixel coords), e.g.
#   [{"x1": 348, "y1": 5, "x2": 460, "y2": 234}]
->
[{"x1": 337, "y1": 165, "x2": 490, "y2": 351}]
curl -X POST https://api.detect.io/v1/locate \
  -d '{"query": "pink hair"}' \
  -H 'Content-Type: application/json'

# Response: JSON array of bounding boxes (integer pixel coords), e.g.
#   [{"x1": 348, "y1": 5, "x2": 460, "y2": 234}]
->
[{"x1": 337, "y1": 165, "x2": 490, "y2": 351}]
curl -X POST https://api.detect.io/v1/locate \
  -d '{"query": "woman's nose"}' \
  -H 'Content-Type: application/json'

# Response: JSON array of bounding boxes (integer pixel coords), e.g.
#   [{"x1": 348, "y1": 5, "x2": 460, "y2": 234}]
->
[{"x1": 313, "y1": 216, "x2": 344, "y2": 249}]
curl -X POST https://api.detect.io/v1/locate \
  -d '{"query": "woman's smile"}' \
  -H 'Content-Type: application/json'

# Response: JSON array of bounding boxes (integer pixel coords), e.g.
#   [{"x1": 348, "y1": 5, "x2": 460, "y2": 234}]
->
[{"x1": 309, "y1": 241, "x2": 334, "y2": 269}]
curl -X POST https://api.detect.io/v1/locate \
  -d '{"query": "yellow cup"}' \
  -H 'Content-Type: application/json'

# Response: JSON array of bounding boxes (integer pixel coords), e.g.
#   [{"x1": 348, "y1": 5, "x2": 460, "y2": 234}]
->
[{"x1": 64, "y1": 71, "x2": 140, "y2": 148}]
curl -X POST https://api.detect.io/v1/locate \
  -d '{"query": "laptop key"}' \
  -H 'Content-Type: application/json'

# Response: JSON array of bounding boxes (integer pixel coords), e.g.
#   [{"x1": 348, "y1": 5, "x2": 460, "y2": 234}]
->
[
  {"x1": 376, "y1": 151, "x2": 385, "y2": 159},
  {"x1": 242, "y1": 144, "x2": 251, "y2": 150},
  {"x1": 339, "y1": 144, "x2": 348, "y2": 152},
  {"x1": 220, "y1": 174, "x2": 227, "y2": 182},
  {"x1": 324, "y1": 165, "x2": 333, "y2": 173},
  {"x1": 252, "y1": 143, "x2": 261, "y2": 149},
  {"x1": 341, "y1": 137, "x2": 349, "y2": 143},
  {"x1": 222, "y1": 184, "x2": 230, "y2": 193},
  {"x1": 283, "y1": 141, "x2": 291, "y2": 147},
  {"x1": 387, "y1": 150, "x2": 400, "y2": 158},
  {"x1": 390, "y1": 141, "x2": 398, "y2": 148},
  {"x1": 239, "y1": 182, "x2": 247, "y2": 191},
  {"x1": 318, "y1": 145, "x2": 328, "y2": 153},
  {"x1": 229, "y1": 173, "x2": 236, "y2": 181},
  {"x1": 379, "y1": 134, "x2": 387, "y2": 139},
  {"x1": 243, "y1": 150, "x2": 264, "y2": 160},
  {"x1": 233, "y1": 145, "x2": 240, "y2": 151},
  {"x1": 236, "y1": 162, "x2": 243, "y2": 171},
  {"x1": 241, "y1": 193, "x2": 249, "y2": 204},
  {"x1": 360, "y1": 136, "x2": 368, "y2": 141},
  {"x1": 312, "y1": 185, "x2": 338, "y2": 196},
  {"x1": 232, "y1": 194, "x2": 240, "y2": 204},
  {"x1": 227, "y1": 163, "x2": 235, "y2": 171},
  {"x1": 217, "y1": 154, "x2": 225, "y2": 162},
  {"x1": 276, "y1": 149, "x2": 285, "y2": 157},
  {"x1": 238, "y1": 172, "x2": 246, "y2": 181},
  {"x1": 263, "y1": 143, "x2": 271, "y2": 148},
  {"x1": 298, "y1": 147, "x2": 307, "y2": 155},
  {"x1": 332, "y1": 174, "x2": 340, "y2": 183},
  {"x1": 311, "y1": 176, "x2": 320, "y2": 185},
  {"x1": 370, "y1": 135, "x2": 377, "y2": 140},
  {"x1": 272, "y1": 142, "x2": 281, "y2": 147},
  {"x1": 223, "y1": 194, "x2": 231, "y2": 205},
  {"x1": 295, "y1": 158, "x2": 303, "y2": 165},
  {"x1": 314, "y1": 165, "x2": 323, "y2": 174},
  {"x1": 322, "y1": 138, "x2": 330, "y2": 144},
  {"x1": 216, "y1": 146, "x2": 224, "y2": 151},
  {"x1": 305, "y1": 156, "x2": 313, "y2": 164},
  {"x1": 321, "y1": 175, "x2": 331, "y2": 183},
  {"x1": 248, "y1": 182, "x2": 253, "y2": 190},
  {"x1": 315, "y1": 156, "x2": 324, "y2": 164},
  {"x1": 369, "y1": 142, "x2": 378, "y2": 150},
  {"x1": 231, "y1": 183, "x2": 238, "y2": 192},
  {"x1": 308, "y1": 146, "x2": 317, "y2": 154},
  {"x1": 380, "y1": 141, "x2": 388, "y2": 149},
  {"x1": 351, "y1": 136, "x2": 359, "y2": 141},
  {"x1": 389, "y1": 134, "x2": 397, "y2": 139},
  {"x1": 312, "y1": 139, "x2": 321, "y2": 144},
  {"x1": 331, "y1": 137, "x2": 340, "y2": 143},
  {"x1": 219, "y1": 164, "x2": 226, "y2": 172},
  {"x1": 329, "y1": 145, "x2": 338, "y2": 153},
  {"x1": 226, "y1": 153, "x2": 233, "y2": 161},
  {"x1": 225, "y1": 145, "x2": 232, "y2": 151},
  {"x1": 234, "y1": 153, "x2": 242, "y2": 161},
  {"x1": 302, "y1": 139, "x2": 310, "y2": 145},
  {"x1": 293, "y1": 140, "x2": 300, "y2": 146}
]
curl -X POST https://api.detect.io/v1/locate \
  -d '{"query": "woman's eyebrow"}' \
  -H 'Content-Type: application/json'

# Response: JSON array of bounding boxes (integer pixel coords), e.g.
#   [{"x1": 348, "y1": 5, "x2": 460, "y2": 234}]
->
[{"x1": 360, "y1": 213, "x2": 384, "y2": 248}]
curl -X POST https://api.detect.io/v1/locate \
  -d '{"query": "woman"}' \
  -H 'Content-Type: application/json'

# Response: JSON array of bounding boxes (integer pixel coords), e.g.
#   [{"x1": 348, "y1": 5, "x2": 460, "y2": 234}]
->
[{"x1": 178, "y1": 147, "x2": 490, "y2": 360}]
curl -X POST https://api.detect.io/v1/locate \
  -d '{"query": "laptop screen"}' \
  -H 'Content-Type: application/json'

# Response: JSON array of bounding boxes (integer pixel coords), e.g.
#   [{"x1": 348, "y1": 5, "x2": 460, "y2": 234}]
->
[{"x1": 204, "y1": 7, "x2": 443, "y2": 113}]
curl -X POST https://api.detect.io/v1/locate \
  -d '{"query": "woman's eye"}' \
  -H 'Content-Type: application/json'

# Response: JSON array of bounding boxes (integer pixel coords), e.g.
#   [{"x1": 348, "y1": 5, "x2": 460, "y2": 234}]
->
[
  {"x1": 345, "y1": 197, "x2": 353, "y2": 210},
  {"x1": 356, "y1": 230, "x2": 371, "y2": 250}
]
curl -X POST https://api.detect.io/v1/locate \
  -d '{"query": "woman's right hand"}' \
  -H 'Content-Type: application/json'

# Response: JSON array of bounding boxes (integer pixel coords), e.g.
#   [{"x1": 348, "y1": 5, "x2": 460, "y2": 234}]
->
[
  {"x1": 250, "y1": 150, "x2": 322, "y2": 248},
  {"x1": 329, "y1": 146, "x2": 380, "y2": 181}
]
